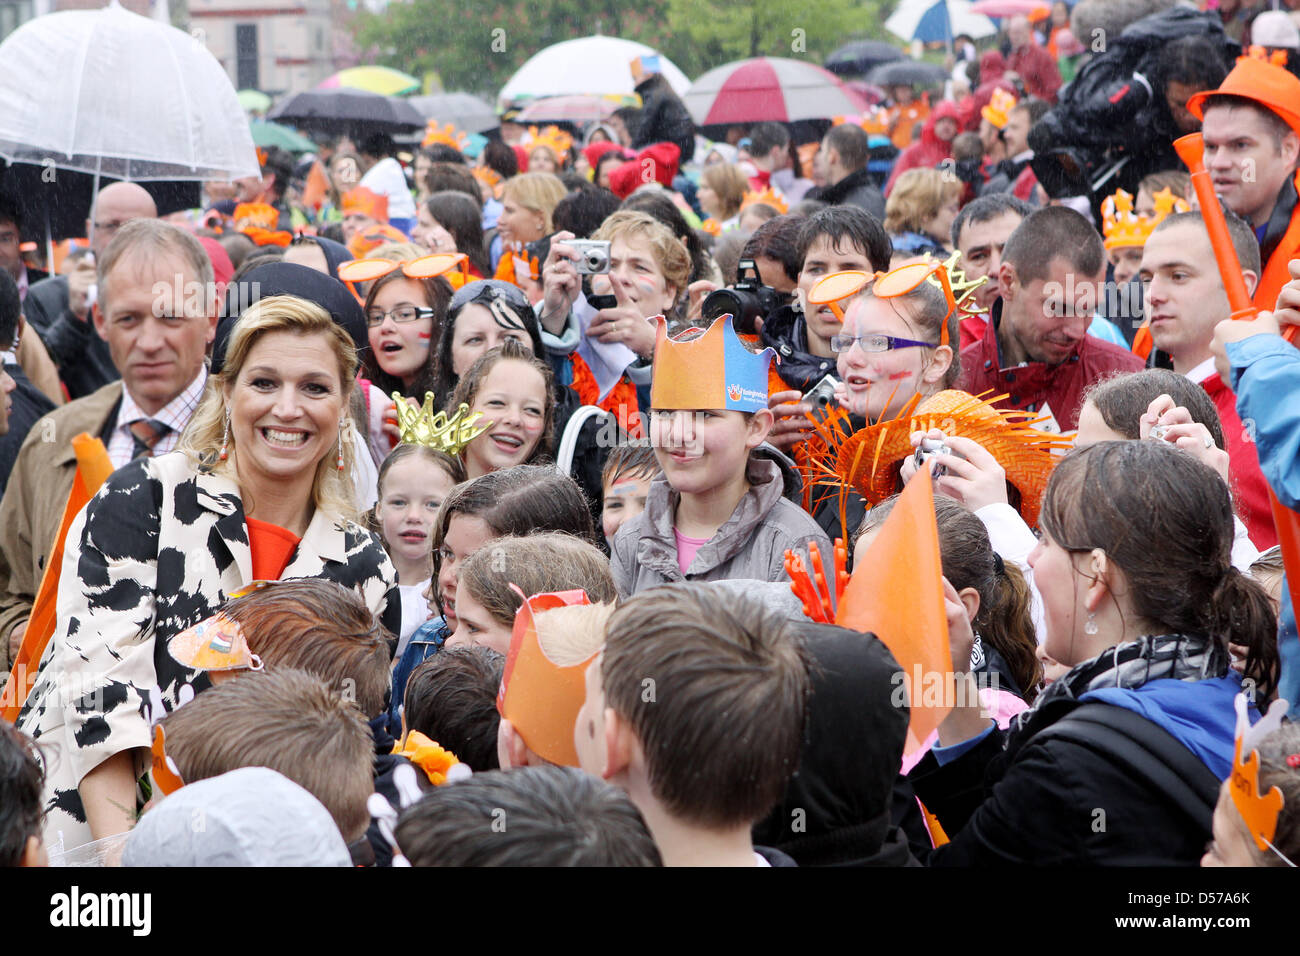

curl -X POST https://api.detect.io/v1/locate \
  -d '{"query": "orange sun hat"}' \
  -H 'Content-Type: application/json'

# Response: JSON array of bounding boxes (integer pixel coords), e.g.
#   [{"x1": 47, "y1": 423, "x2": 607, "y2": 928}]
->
[{"x1": 801, "y1": 389, "x2": 1071, "y2": 528}]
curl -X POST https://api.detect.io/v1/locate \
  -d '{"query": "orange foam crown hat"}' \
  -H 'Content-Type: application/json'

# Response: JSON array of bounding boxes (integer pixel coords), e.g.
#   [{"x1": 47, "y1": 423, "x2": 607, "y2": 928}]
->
[
  {"x1": 423, "y1": 121, "x2": 469, "y2": 151},
  {"x1": 527, "y1": 124, "x2": 574, "y2": 160},
  {"x1": 1230, "y1": 692, "x2": 1289, "y2": 855},
  {"x1": 650, "y1": 314, "x2": 775, "y2": 413},
  {"x1": 341, "y1": 186, "x2": 390, "y2": 223},
  {"x1": 799, "y1": 389, "x2": 1071, "y2": 529},
  {"x1": 981, "y1": 88, "x2": 1017, "y2": 129},
  {"x1": 497, "y1": 589, "x2": 599, "y2": 767},
  {"x1": 741, "y1": 185, "x2": 789, "y2": 214}
]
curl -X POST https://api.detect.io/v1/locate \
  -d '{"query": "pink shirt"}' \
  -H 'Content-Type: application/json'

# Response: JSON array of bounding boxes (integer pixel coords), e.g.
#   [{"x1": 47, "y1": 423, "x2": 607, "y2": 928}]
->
[{"x1": 674, "y1": 528, "x2": 710, "y2": 575}]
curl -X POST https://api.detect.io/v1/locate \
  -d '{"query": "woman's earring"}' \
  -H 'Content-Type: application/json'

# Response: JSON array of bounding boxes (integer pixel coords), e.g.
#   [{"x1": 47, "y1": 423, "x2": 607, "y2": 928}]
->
[
  {"x1": 1084, "y1": 612, "x2": 1099, "y2": 636},
  {"x1": 336, "y1": 418, "x2": 346, "y2": 472},
  {"x1": 218, "y1": 412, "x2": 231, "y2": 461}
]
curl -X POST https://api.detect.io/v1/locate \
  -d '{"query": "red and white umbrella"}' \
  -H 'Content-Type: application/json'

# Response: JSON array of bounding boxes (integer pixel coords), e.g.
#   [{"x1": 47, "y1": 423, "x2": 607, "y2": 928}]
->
[{"x1": 683, "y1": 56, "x2": 869, "y2": 126}]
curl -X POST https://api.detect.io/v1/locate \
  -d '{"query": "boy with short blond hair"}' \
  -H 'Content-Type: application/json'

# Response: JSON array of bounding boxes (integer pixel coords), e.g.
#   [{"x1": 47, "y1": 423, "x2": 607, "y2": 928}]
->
[
  {"x1": 159, "y1": 668, "x2": 375, "y2": 846},
  {"x1": 575, "y1": 582, "x2": 811, "y2": 866}
]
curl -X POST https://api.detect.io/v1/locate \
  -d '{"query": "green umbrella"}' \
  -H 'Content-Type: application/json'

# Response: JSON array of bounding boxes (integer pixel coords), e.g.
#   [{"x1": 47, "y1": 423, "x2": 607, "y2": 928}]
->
[
  {"x1": 238, "y1": 89, "x2": 272, "y2": 114},
  {"x1": 249, "y1": 119, "x2": 317, "y2": 154}
]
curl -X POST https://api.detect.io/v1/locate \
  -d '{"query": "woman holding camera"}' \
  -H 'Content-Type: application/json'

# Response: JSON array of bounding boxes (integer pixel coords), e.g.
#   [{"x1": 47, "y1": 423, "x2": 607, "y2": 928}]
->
[{"x1": 541, "y1": 210, "x2": 691, "y2": 434}]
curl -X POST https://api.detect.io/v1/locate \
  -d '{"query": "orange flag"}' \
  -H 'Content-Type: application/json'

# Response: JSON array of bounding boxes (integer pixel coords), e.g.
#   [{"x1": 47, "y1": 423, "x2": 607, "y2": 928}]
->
[
  {"x1": 2, "y1": 433, "x2": 113, "y2": 723},
  {"x1": 300, "y1": 159, "x2": 329, "y2": 215},
  {"x1": 836, "y1": 465, "x2": 952, "y2": 754}
]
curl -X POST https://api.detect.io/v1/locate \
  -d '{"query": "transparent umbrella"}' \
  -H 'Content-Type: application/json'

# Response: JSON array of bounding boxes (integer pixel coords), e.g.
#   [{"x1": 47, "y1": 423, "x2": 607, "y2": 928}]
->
[{"x1": 0, "y1": 1, "x2": 259, "y2": 183}]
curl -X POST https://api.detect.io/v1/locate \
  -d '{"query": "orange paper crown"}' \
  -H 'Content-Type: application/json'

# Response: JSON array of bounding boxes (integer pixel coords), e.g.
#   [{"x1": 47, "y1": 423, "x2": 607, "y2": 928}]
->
[
  {"x1": 650, "y1": 315, "x2": 775, "y2": 413},
  {"x1": 341, "y1": 186, "x2": 389, "y2": 223},
  {"x1": 981, "y1": 88, "x2": 1017, "y2": 129},
  {"x1": 527, "y1": 124, "x2": 574, "y2": 161},
  {"x1": 497, "y1": 589, "x2": 599, "y2": 767},
  {"x1": 347, "y1": 223, "x2": 408, "y2": 260},
  {"x1": 232, "y1": 202, "x2": 281, "y2": 230},
  {"x1": 1101, "y1": 187, "x2": 1189, "y2": 250},
  {"x1": 1231, "y1": 692, "x2": 1289, "y2": 855},
  {"x1": 167, "y1": 612, "x2": 263, "y2": 673},
  {"x1": 151, "y1": 725, "x2": 185, "y2": 797},
  {"x1": 798, "y1": 389, "x2": 1071, "y2": 531},
  {"x1": 741, "y1": 185, "x2": 789, "y2": 214},
  {"x1": 422, "y1": 121, "x2": 469, "y2": 151}
]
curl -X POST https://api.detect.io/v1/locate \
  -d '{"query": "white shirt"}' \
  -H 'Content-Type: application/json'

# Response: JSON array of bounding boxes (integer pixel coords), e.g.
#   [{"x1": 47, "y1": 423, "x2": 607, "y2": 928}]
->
[
  {"x1": 361, "y1": 156, "x2": 416, "y2": 221},
  {"x1": 107, "y1": 368, "x2": 208, "y2": 469}
]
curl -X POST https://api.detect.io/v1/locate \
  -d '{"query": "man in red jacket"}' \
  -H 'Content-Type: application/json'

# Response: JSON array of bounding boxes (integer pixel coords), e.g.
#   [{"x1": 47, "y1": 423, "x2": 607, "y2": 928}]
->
[
  {"x1": 959, "y1": 207, "x2": 1144, "y2": 432},
  {"x1": 1139, "y1": 210, "x2": 1277, "y2": 549},
  {"x1": 1006, "y1": 16, "x2": 1062, "y2": 104}
]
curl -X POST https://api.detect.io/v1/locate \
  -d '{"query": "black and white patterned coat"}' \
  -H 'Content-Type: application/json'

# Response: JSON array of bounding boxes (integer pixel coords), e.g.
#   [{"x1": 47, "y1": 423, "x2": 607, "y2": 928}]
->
[{"x1": 16, "y1": 451, "x2": 399, "y2": 850}]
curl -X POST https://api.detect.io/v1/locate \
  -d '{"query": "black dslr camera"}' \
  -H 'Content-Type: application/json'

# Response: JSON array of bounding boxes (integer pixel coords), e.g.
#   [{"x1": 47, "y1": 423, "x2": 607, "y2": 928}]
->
[{"x1": 701, "y1": 258, "x2": 787, "y2": 335}]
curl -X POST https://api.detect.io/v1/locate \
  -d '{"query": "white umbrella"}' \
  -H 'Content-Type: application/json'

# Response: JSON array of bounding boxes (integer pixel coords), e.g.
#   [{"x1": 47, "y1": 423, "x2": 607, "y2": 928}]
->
[
  {"x1": 885, "y1": 0, "x2": 997, "y2": 43},
  {"x1": 0, "y1": 0, "x2": 259, "y2": 182},
  {"x1": 498, "y1": 35, "x2": 691, "y2": 106}
]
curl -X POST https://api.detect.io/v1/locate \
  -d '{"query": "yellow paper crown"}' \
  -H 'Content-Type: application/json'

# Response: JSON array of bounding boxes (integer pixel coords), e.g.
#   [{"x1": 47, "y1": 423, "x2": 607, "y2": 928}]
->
[
  {"x1": 741, "y1": 185, "x2": 789, "y2": 214},
  {"x1": 422, "y1": 121, "x2": 469, "y2": 151},
  {"x1": 1231, "y1": 692, "x2": 1289, "y2": 855},
  {"x1": 527, "y1": 124, "x2": 573, "y2": 161},
  {"x1": 390, "y1": 391, "x2": 491, "y2": 456},
  {"x1": 497, "y1": 590, "x2": 601, "y2": 767},
  {"x1": 1101, "y1": 187, "x2": 1189, "y2": 250},
  {"x1": 981, "y1": 88, "x2": 1018, "y2": 129},
  {"x1": 941, "y1": 250, "x2": 988, "y2": 316}
]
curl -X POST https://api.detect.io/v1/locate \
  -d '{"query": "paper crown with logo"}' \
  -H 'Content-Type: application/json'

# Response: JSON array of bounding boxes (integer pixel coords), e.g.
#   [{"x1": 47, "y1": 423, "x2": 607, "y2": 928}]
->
[
  {"x1": 341, "y1": 186, "x2": 390, "y2": 223},
  {"x1": 347, "y1": 223, "x2": 408, "y2": 260},
  {"x1": 423, "y1": 120, "x2": 469, "y2": 152},
  {"x1": 741, "y1": 185, "x2": 789, "y2": 215},
  {"x1": 981, "y1": 88, "x2": 1018, "y2": 129},
  {"x1": 389, "y1": 390, "x2": 491, "y2": 455},
  {"x1": 497, "y1": 589, "x2": 601, "y2": 767},
  {"x1": 1101, "y1": 187, "x2": 1189, "y2": 250},
  {"x1": 151, "y1": 725, "x2": 185, "y2": 798},
  {"x1": 650, "y1": 315, "x2": 775, "y2": 414},
  {"x1": 798, "y1": 389, "x2": 1071, "y2": 531},
  {"x1": 167, "y1": 612, "x2": 263, "y2": 673},
  {"x1": 1230, "y1": 692, "x2": 1291, "y2": 859},
  {"x1": 526, "y1": 124, "x2": 574, "y2": 162}
]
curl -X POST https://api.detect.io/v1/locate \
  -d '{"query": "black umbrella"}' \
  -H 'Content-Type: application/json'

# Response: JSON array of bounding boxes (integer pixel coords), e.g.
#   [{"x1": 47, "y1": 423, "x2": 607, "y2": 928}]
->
[
  {"x1": 408, "y1": 92, "x2": 499, "y2": 134},
  {"x1": 0, "y1": 161, "x2": 199, "y2": 242},
  {"x1": 268, "y1": 89, "x2": 425, "y2": 137},
  {"x1": 825, "y1": 40, "x2": 906, "y2": 77},
  {"x1": 867, "y1": 60, "x2": 949, "y2": 88}
]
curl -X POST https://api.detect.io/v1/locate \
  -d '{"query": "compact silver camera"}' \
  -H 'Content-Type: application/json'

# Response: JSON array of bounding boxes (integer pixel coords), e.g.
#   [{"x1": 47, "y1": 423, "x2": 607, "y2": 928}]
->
[
  {"x1": 570, "y1": 239, "x2": 611, "y2": 275},
  {"x1": 914, "y1": 437, "x2": 955, "y2": 478},
  {"x1": 801, "y1": 374, "x2": 841, "y2": 421}
]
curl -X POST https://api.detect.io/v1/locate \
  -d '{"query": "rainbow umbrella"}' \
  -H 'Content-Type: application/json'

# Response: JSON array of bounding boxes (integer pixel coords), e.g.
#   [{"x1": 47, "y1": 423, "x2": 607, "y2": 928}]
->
[{"x1": 318, "y1": 66, "x2": 420, "y2": 97}]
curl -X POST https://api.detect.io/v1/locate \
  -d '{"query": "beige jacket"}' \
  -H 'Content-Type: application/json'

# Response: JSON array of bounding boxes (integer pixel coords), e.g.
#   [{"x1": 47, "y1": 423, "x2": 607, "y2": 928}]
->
[{"x1": 0, "y1": 381, "x2": 122, "y2": 671}]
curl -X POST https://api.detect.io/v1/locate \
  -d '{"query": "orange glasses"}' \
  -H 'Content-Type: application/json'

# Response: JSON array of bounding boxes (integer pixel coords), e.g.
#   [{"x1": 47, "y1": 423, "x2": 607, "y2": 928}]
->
[
  {"x1": 338, "y1": 252, "x2": 469, "y2": 284},
  {"x1": 807, "y1": 261, "x2": 956, "y2": 349}
]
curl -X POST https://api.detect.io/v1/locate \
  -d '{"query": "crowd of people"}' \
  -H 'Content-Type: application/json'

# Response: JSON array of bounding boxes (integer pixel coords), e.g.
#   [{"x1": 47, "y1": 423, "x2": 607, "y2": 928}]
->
[{"x1": 2, "y1": 1, "x2": 1300, "y2": 870}]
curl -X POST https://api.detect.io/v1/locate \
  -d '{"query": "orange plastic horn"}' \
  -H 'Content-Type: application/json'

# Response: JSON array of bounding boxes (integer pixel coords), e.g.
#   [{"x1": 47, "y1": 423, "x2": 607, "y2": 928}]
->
[{"x1": 1173, "y1": 132, "x2": 1300, "y2": 623}]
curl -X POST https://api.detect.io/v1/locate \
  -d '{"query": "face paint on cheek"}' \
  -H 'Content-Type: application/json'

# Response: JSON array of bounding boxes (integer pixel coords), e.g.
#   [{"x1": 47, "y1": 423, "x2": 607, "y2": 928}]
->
[{"x1": 886, "y1": 370, "x2": 912, "y2": 381}]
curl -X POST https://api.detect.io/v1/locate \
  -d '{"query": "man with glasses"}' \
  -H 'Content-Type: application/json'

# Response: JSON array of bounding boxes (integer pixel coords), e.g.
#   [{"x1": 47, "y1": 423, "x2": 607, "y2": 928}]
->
[
  {"x1": 23, "y1": 182, "x2": 158, "y2": 399},
  {"x1": 957, "y1": 206, "x2": 1143, "y2": 433}
]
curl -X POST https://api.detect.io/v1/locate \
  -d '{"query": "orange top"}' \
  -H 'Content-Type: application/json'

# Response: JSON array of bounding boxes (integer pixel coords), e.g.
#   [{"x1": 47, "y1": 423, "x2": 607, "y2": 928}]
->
[{"x1": 246, "y1": 517, "x2": 301, "y2": 582}]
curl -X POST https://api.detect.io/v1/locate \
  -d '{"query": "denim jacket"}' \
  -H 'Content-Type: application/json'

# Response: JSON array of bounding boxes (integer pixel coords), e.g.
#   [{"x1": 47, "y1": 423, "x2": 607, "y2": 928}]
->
[{"x1": 388, "y1": 616, "x2": 451, "y2": 736}]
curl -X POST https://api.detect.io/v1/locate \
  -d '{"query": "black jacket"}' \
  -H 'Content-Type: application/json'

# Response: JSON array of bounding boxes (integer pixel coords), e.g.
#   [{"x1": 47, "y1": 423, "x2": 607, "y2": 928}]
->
[
  {"x1": 630, "y1": 75, "x2": 695, "y2": 163},
  {"x1": 808, "y1": 166, "x2": 886, "y2": 221},
  {"x1": 759, "y1": 303, "x2": 838, "y2": 394},
  {"x1": 0, "y1": 362, "x2": 56, "y2": 497},
  {"x1": 22, "y1": 274, "x2": 119, "y2": 399}
]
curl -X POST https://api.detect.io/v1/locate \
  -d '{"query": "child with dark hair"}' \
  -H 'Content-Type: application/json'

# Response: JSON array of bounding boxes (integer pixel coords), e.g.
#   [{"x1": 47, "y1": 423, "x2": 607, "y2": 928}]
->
[
  {"x1": 0, "y1": 723, "x2": 46, "y2": 867},
  {"x1": 395, "y1": 766, "x2": 662, "y2": 866},
  {"x1": 361, "y1": 267, "x2": 453, "y2": 403},
  {"x1": 403, "y1": 646, "x2": 505, "y2": 771},
  {"x1": 600, "y1": 441, "x2": 660, "y2": 547},
  {"x1": 388, "y1": 464, "x2": 597, "y2": 731},
  {"x1": 577, "y1": 582, "x2": 812, "y2": 865}
]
